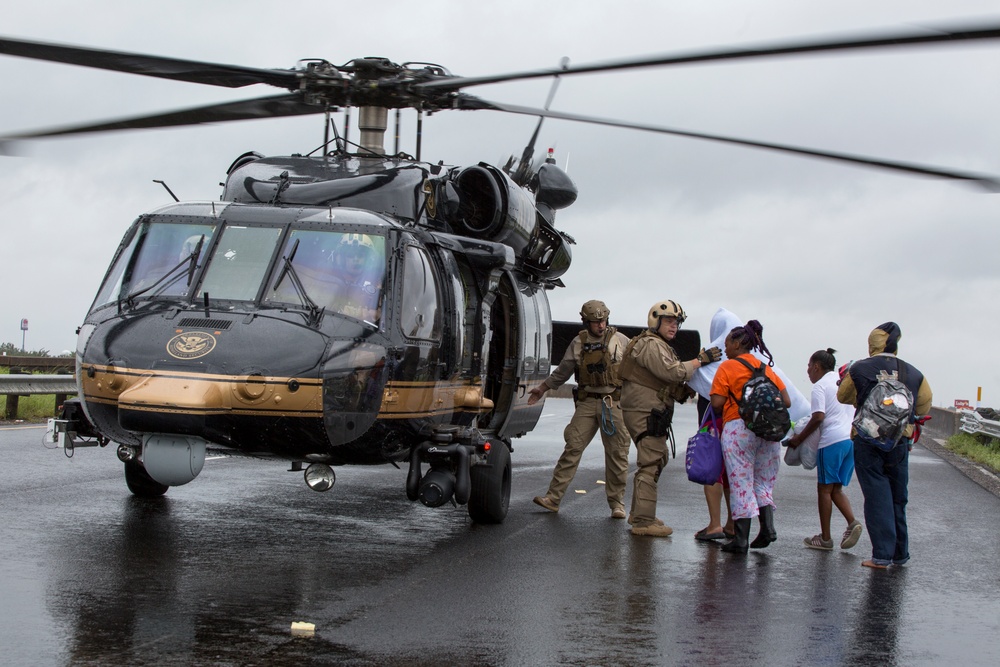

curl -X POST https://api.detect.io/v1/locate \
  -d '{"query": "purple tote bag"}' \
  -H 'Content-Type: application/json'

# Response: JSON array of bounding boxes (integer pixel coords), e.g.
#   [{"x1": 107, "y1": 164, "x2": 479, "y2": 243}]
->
[{"x1": 686, "y1": 406, "x2": 723, "y2": 485}]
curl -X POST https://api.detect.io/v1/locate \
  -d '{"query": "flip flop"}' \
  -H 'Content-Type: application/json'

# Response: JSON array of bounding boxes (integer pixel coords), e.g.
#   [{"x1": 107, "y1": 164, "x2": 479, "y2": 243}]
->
[{"x1": 695, "y1": 528, "x2": 727, "y2": 541}]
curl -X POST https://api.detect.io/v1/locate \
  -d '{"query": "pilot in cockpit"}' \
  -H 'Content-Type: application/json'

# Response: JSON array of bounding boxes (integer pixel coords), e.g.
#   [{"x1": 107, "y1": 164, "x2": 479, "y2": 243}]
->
[{"x1": 329, "y1": 233, "x2": 382, "y2": 322}]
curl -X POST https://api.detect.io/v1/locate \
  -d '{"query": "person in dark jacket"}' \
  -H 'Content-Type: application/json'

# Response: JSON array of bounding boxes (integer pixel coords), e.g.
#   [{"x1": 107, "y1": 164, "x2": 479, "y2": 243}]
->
[{"x1": 838, "y1": 322, "x2": 932, "y2": 569}]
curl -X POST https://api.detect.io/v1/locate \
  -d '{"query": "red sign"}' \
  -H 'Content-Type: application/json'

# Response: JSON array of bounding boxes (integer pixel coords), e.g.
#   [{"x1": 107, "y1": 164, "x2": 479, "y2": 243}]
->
[
  {"x1": 954, "y1": 399, "x2": 971, "y2": 410},
  {"x1": 20, "y1": 318, "x2": 28, "y2": 331}
]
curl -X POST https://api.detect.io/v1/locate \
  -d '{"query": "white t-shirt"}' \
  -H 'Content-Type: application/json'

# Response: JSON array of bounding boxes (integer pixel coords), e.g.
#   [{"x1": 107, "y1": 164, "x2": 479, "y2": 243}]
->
[{"x1": 811, "y1": 370, "x2": 854, "y2": 448}]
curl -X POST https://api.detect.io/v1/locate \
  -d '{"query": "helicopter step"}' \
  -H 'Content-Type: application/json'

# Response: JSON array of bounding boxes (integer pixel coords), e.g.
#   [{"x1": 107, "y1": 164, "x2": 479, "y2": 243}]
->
[{"x1": 406, "y1": 426, "x2": 511, "y2": 524}]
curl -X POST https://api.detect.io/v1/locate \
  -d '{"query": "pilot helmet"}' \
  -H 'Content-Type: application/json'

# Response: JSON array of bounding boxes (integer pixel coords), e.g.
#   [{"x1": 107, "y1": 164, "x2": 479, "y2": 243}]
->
[
  {"x1": 647, "y1": 299, "x2": 686, "y2": 329},
  {"x1": 580, "y1": 300, "x2": 610, "y2": 322},
  {"x1": 339, "y1": 233, "x2": 375, "y2": 253}
]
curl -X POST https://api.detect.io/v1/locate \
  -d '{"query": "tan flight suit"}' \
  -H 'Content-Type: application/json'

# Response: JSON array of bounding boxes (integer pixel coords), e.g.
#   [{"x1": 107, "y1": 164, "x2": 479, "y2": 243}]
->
[
  {"x1": 540, "y1": 328, "x2": 632, "y2": 510},
  {"x1": 619, "y1": 330, "x2": 697, "y2": 528}
]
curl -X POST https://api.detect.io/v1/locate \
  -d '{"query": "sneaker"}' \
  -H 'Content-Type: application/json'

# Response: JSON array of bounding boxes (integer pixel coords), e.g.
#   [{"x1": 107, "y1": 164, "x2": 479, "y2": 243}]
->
[
  {"x1": 532, "y1": 496, "x2": 559, "y2": 513},
  {"x1": 611, "y1": 507, "x2": 627, "y2": 519},
  {"x1": 841, "y1": 520, "x2": 863, "y2": 549},
  {"x1": 804, "y1": 534, "x2": 833, "y2": 551},
  {"x1": 631, "y1": 523, "x2": 673, "y2": 537}
]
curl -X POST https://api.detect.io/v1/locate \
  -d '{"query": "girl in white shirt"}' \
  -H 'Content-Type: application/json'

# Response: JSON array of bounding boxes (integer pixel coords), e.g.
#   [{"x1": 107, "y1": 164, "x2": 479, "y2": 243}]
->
[{"x1": 788, "y1": 348, "x2": 864, "y2": 551}]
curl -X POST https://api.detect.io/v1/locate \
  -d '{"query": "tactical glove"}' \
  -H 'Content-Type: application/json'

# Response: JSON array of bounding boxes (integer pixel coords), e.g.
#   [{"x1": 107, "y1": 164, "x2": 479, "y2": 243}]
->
[{"x1": 697, "y1": 347, "x2": 722, "y2": 364}]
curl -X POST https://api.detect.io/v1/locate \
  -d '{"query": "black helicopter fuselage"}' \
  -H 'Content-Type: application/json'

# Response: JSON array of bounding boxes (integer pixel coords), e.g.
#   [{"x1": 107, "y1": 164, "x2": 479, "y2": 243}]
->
[{"x1": 73, "y1": 153, "x2": 577, "y2": 477}]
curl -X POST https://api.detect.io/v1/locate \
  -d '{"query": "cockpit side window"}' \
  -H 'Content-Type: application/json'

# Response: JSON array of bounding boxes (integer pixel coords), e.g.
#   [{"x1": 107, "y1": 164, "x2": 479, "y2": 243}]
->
[{"x1": 400, "y1": 246, "x2": 441, "y2": 340}]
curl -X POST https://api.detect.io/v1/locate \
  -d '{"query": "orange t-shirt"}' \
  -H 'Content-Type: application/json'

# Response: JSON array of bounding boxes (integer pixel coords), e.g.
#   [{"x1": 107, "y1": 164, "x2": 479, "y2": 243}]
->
[{"x1": 710, "y1": 353, "x2": 787, "y2": 424}]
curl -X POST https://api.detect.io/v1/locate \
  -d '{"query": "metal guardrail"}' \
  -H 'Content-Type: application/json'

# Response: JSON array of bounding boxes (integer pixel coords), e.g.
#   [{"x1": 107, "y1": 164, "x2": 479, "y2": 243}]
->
[
  {"x1": 0, "y1": 374, "x2": 77, "y2": 420},
  {"x1": 0, "y1": 374, "x2": 78, "y2": 395},
  {"x1": 959, "y1": 410, "x2": 1000, "y2": 439}
]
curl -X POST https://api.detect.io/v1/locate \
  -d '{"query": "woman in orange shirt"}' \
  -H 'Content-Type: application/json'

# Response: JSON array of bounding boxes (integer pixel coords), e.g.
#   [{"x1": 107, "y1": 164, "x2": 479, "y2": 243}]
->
[{"x1": 710, "y1": 320, "x2": 791, "y2": 554}]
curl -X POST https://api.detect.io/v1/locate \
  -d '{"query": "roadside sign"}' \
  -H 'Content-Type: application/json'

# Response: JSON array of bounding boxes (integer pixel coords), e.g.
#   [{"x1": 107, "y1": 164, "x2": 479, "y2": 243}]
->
[
  {"x1": 955, "y1": 399, "x2": 971, "y2": 410},
  {"x1": 20, "y1": 318, "x2": 28, "y2": 331}
]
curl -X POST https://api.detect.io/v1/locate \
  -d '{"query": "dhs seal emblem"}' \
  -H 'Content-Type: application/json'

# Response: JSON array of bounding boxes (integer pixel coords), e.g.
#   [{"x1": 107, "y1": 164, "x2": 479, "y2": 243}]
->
[{"x1": 167, "y1": 332, "x2": 217, "y2": 359}]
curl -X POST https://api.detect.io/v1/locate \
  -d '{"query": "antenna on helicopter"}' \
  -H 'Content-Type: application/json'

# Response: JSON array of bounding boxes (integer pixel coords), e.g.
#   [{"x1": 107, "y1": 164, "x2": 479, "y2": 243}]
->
[
  {"x1": 510, "y1": 57, "x2": 569, "y2": 187},
  {"x1": 153, "y1": 179, "x2": 179, "y2": 202}
]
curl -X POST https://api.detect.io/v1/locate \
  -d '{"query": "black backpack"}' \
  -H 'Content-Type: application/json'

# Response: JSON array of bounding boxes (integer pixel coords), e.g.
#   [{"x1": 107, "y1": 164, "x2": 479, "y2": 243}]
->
[{"x1": 731, "y1": 357, "x2": 791, "y2": 441}]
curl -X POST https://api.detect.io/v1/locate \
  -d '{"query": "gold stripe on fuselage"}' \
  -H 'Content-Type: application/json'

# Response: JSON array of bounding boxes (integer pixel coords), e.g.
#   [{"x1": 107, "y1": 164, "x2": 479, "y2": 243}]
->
[{"x1": 79, "y1": 363, "x2": 494, "y2": 420}]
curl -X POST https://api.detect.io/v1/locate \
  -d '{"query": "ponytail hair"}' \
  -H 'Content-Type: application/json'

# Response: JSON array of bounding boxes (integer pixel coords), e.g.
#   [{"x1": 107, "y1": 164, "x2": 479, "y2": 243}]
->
[
  {"x1": 810, "y1": 348, "x2": 837, "y2": 372},
  {"x1": 728, "y1": 319, "x2": 775, "y2": 366}
]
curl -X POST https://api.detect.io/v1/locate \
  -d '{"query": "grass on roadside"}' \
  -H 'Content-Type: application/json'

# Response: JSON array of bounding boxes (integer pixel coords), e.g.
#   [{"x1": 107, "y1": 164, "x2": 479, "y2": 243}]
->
[
  {"x1": 946, "y1": 432, "x2": 1000, "y2": 474},
  {"x1": 3, "y1": 394, "x2": 65, "y2": 421}
]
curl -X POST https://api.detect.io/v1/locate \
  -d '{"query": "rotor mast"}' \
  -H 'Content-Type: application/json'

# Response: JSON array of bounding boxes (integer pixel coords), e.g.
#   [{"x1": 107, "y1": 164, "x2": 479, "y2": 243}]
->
[{"x1": 358, "y1": 106, "x2": 387, "y2": 156}]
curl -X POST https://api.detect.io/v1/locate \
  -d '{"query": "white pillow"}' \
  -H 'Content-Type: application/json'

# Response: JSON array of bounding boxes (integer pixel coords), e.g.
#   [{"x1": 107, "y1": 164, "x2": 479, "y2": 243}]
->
[{"x1": 784, "y1": 415, "x2": 821, "y2": 469}]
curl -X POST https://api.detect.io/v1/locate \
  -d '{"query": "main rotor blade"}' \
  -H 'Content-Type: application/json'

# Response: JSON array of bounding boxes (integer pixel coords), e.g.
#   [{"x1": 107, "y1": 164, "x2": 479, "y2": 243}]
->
[
  {"x1": 2, "y1": 94, "x2": 322, "y2": 143},
  {"x1": 478, "y1": 99, "x2": 1000, "y2": 191},
  {"x1": 417, "y1": 22, "x2": 1000, "y2": 92},
  {"x1": 0, "y1": 35, "x2": 298, "y2": 88}
]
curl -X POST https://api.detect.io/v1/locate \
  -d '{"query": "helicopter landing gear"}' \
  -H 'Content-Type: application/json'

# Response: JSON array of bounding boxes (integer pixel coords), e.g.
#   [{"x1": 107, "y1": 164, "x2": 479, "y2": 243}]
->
[
  {"x1": 124, "y1": 459, "x2": 169, "y2": 498},
  {"x1": 468, "y1": 439, "x2": 511, "y2": 524}
]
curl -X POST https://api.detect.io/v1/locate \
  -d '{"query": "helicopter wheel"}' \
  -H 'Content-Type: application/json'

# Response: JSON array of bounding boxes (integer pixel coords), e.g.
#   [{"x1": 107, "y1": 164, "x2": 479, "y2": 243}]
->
[
  {"x1": 124, "y1": 459, "x2": 169, "y2": 498},
  {"x1": 467, "y1": 441, "x2": 510, "y2": 524}
]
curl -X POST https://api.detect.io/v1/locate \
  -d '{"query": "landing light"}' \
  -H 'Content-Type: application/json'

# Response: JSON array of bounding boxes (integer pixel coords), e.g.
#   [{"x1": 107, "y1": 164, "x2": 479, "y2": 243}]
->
[
  {"x1": 116, "y1": 444, "x2": 136, "y2": 462},
  {"x1": 304, "y1": 463, "x2": 336, "y2": 492}
]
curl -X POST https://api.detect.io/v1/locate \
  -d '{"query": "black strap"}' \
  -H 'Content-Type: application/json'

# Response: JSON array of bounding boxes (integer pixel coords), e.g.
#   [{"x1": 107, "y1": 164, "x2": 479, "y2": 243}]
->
[
  {"x1": 895, "y1": 357, "x2": 913, "y2": 424},
  {"x1": 727, "y1": 356, "x2": 761, "y2": 404}
]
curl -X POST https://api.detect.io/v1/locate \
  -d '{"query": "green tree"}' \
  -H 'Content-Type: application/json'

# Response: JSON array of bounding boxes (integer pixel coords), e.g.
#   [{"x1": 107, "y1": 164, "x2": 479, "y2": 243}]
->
[{"x1": 0, "y1": 342, "x2": 53, "y2": 357}]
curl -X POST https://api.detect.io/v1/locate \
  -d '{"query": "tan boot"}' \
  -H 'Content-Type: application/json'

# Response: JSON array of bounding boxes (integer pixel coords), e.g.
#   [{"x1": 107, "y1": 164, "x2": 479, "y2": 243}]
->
[
  {"x1": 533, "y1": 496, "x2": 559, "y2": 513},
  {"x1": 611, "y1": 507, "x2": 627, "y2": 519},
  {"x1": 631, "y1": 523, "x2": 673, "y2": 537},
  {"x1": 628, "y1": 514, "x2": 664, "y2": 526}
]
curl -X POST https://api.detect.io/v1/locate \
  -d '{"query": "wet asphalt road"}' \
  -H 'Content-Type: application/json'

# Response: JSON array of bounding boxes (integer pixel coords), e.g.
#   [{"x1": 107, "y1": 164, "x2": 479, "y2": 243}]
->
[{"x1": 2, "y1": 400, "x2": 999, "y2": 667}]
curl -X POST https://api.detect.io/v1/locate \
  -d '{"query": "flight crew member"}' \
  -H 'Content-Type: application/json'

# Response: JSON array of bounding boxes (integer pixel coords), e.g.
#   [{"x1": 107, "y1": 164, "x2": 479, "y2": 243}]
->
[
  {"x1": 529, "y1": 300, "x2": 633, "y2": 519},
  {"x1": 619, "y1": 300, "x2": 721, "y2": 537},
  {"x1": 330, "y1": 233, "x2": 382, "y2": 322}
]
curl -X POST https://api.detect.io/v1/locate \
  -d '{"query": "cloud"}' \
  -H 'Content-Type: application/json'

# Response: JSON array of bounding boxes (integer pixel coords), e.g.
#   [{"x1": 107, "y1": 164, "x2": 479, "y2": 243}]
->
[{"x1": 1, "y1": 0, "x2": 998, "y2": 407}]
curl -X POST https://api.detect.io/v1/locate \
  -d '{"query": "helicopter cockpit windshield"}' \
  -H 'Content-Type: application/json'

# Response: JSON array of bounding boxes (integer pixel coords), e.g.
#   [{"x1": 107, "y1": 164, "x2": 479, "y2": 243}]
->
[
  {"x1": 263, "y1": 230, "x2": 387, "y2": 325},
  {"x1": 93, "y1": 220, "x2": 216, "y2": 310},
  {"x1": 91, "y1": 217, "x2": 387, "y2": 326}
]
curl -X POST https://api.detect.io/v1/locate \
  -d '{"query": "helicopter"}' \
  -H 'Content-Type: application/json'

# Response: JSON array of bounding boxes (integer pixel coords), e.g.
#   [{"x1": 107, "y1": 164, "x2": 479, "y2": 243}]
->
[{"x1": 2, "y1": 23, "x2": 998, "y2": 524}]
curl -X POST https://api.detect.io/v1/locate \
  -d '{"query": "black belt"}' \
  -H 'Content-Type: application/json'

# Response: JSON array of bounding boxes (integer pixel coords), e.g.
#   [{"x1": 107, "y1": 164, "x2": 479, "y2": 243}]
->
[{"x1": 580, "y1": 389, "x2": 621, "y2": 401}]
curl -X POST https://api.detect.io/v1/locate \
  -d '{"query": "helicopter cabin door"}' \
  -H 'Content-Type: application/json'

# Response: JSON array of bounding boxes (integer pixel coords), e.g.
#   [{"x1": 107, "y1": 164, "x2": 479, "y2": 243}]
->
[{"x1": 485, "y1": 272, "x2": 550, "y2": 439}]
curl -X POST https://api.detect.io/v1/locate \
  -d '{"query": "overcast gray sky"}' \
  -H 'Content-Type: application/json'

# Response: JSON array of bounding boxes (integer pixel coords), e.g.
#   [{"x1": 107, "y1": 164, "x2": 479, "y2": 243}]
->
[{"x1": 2, "y1": 0, "x2": 998, "y2": 408}]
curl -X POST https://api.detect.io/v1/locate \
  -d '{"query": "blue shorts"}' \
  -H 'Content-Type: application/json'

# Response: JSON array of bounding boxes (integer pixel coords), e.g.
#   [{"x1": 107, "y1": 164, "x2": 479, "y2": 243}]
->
[{"x1": 816, "y1": 439, "x2": 855, "y2": 486}]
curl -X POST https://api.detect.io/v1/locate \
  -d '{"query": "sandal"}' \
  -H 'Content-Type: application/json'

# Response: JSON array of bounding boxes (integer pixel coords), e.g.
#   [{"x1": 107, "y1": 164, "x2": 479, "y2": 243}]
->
[
  {"x1": 862, "y1": 560, "x2": 889, "y2": 569},
  {"x1": 695, "y1": 528, "x2": 727, "y2": 541},
  {"x1": 803, "y1": 534, "x2": 833, "y2": 551}
]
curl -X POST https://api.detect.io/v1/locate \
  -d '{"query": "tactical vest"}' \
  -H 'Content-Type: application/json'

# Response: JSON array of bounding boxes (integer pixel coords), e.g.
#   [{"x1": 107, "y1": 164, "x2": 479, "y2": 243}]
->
[
  {"x1": 575, "y1": 327, "x2": 621, "y2": 389},
  {"x1": 618, "y1": 330, "x2": 669, "y2": 391}
]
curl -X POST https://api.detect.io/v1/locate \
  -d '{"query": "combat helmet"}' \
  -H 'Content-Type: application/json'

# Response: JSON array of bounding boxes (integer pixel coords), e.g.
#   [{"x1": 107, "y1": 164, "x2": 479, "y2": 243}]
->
[
  {"x1": 580, "y1": 300, "x2": 610, "y2": 322},
  {"x1": 647, "y1": 299, "x2": 686, "y2": 329}
]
